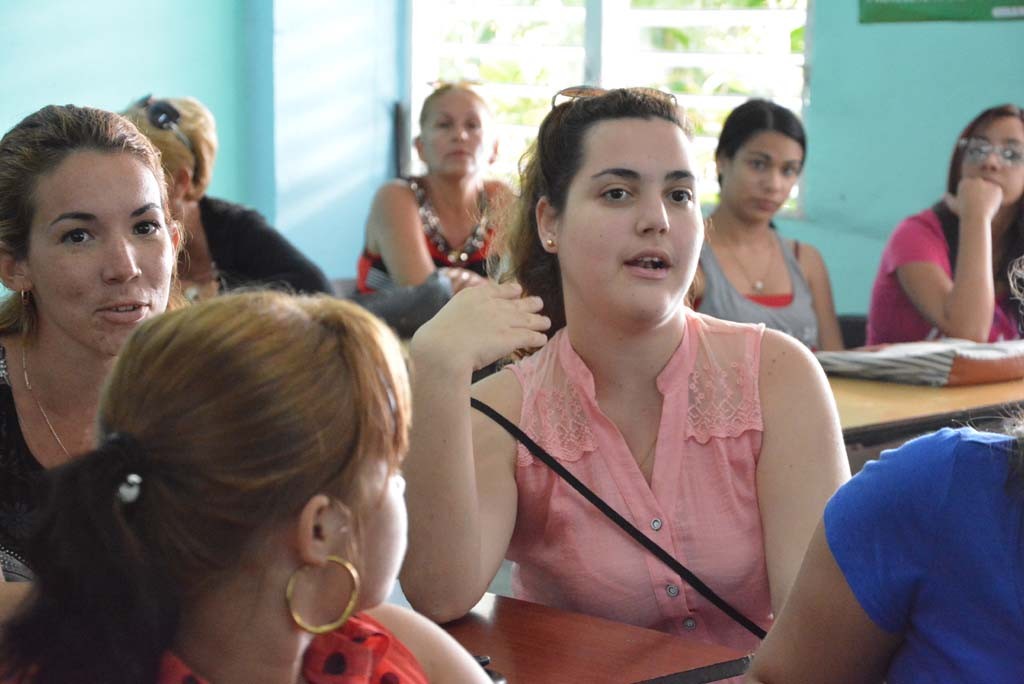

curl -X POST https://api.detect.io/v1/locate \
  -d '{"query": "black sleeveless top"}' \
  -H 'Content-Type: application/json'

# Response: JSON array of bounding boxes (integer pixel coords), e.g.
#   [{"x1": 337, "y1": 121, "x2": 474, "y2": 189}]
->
[{"x1": 0, "y1": 345, "x2": 44, "y2": 581}]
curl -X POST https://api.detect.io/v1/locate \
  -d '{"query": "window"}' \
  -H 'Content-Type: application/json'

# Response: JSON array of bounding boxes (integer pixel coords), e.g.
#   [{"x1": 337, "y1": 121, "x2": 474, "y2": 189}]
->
[{"x1": 408, "y1": 0, "x2": 808, "y2": 204}]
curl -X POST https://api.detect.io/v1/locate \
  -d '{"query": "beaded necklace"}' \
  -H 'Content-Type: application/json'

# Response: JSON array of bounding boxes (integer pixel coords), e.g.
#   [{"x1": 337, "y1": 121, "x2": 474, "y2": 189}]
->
[{"x1": 409, "y1": 178, "x2": 490, "y2": 265}]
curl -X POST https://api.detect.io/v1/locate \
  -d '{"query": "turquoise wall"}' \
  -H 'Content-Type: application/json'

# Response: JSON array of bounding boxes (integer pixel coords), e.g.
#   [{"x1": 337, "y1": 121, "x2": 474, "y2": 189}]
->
[
  {"x1": 0, "y1": 0, "x2": 266, "y2": 216},
  {"x1": 1, "y1": 0, "x2": 403, "y2": 282},
  {"x1": 777, "y1": 3, "x2": 1023, "y2": 314},
  {"x1": 272, "y1": 1, "x2": 403, "y2": 279}
]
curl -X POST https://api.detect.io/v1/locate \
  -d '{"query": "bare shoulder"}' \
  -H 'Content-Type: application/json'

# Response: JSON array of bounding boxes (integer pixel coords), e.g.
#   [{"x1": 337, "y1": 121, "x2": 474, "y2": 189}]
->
[
  {"x1": 366, "y1": 181, "x2": 423, "y2": 252},
  {"x1": 470, "y1": 366, "x2": 525, "y2": 468},
  {"x1": 471, "y1": 366, "x2": 523, "y2": 422},
  {"x1": 364, "y1": 604, "x2": 490, "y2": 683},
  {"x1": 371, "y1": 180, "x2": 419, "y2": 216},
  {"x1": 484, "y1": 179, "x2": 514, "y2": 200},
  {"x1": 363, "y1": 602, "x2": 444, "y2": 641},
  {"x1": 0, "y1": 581, "x2": 32, "y2": 622},
  {"x1": 484, "y1": 179, "x2": 516, "y2": 217},
  {"x1": 758, "y1": 328, "x2": 826, "y2": 397},
  {"x1": 794, "y1": 241, "x2": 830, "y2": 280}
]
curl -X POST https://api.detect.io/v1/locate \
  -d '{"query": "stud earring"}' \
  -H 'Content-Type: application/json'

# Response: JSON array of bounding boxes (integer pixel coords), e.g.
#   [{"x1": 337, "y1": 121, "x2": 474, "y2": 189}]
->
[{"x1": 544, "y1": 238, "x2": 556, "y2": 248}]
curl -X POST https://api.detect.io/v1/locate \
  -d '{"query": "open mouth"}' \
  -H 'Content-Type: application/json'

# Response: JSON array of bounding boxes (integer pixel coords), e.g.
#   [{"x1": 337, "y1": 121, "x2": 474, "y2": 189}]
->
[
  {"x1": 106, "y1": 304, "x2": 142, "y2": 313},
  {"x1": 625, "y1": 256, "x2": 669, "y2": 271}
]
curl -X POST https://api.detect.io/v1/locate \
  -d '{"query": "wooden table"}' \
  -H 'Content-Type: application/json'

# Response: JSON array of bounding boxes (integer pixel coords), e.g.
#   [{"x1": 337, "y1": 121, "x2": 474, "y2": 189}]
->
[
  {"x1": 831, "y1": 376, "x2": 1024, "y2": 446},
  {"x1": 443, "y1": 594, "x2": 751, "y2": 684}
]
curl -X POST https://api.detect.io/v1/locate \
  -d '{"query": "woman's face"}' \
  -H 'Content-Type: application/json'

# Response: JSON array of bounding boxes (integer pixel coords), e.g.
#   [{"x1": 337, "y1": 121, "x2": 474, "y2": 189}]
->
[
  {"x1": 5, "y1": 150, "x2": 177, "y2": 357},
  {"x1": 541, "y1": 117, "x2": 703, "y2": 329},
  {"x1": 959, "y1": 115, "x2": 1024, "y2": 207},
  {"x1": 717, "y1": 130, "x2": 804, "y2": 223},
  {"x1": 416, "y1": 89, "x2": 496, "y2": 179}
]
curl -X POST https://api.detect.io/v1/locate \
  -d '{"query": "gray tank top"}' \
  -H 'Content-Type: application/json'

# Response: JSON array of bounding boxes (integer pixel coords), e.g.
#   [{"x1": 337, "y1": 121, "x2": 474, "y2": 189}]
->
[{"x1": 697, "y1": 234, "x2": 819, "y2": 348}]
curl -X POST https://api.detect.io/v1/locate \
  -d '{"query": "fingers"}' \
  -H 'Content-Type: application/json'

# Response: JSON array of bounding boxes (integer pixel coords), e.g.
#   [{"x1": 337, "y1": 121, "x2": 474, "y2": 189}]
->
[{"x1": 414, "y1": 279, "x2": 554, "y2": 371}]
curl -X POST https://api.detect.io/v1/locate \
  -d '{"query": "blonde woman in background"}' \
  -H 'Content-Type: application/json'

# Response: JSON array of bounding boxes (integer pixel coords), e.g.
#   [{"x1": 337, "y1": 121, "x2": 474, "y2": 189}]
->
[
  {"x1": 125, "y1": 95, "x2": 332, "y2": 300},
  {"x1": 358, "y1": 82, "x2": 512, "y2": 296}
]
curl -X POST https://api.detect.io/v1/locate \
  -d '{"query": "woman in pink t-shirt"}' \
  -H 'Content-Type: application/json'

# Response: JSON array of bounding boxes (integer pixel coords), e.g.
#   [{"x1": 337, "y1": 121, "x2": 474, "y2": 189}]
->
[
  {"x1": 867, "y1": 104, "x2": 1024, "y2": 344},
  {"x1": 401, "y1": 87, "x2": 849, "y2": 653}
]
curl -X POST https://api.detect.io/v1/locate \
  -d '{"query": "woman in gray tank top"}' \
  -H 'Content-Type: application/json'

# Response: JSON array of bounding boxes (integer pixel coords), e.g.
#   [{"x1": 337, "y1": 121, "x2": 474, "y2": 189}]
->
[{"x1": 692, "y1": 100, "x2": 844, "y2": 350}]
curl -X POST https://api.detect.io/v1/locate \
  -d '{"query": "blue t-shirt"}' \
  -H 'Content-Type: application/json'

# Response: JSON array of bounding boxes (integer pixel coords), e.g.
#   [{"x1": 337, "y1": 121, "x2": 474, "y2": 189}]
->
[{"x1": 825, "y1": 427, "x2": 1024, "y2": 683}]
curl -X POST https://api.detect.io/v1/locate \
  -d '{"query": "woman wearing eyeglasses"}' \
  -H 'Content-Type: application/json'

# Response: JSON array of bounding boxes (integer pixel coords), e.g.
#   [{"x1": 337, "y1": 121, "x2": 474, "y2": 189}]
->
[
  {"x1": 400, "y1": 87, "x2": 848, "y2": 654},
  {"x1": 0, "y1": 105, "x2": 179, "y2": 593},
  {"x1": 124, "y1": 96, "x2": 332, "y2": 301},
  {"x1": 867, "y1": 104, "x2": 1024, "y2": 344},
  {"x1": 0, "y1": 292, "x2": 491, "y2": 684},
  {"x1": 358, "y1": 83, "x2": 511, "y2": 298}
]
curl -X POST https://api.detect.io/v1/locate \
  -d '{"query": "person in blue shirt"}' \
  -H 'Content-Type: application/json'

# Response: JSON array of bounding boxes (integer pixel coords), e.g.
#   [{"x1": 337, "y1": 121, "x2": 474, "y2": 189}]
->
[{"x1": 745, "y1": 426, "x2": 1024, "y2": 683}]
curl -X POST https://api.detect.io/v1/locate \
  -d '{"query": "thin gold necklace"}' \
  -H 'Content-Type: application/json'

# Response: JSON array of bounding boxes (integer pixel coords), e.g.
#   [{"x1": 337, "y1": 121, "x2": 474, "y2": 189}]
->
[
  {"x1": 21, "y1": 344, "x2": 71, "y2": 458},
  {"x1": 716, "y1": 235, "x2": 776, "y2": 294}
]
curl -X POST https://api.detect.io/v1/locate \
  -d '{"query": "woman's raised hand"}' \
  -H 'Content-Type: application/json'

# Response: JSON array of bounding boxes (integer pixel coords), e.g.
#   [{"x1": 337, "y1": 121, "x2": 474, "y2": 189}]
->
[
  {"x1": 412, "y1": 281, "x2": 551, "y2": 372},
  {"x1": 945, "y1": 177, "x2": 1004, "y2": 224}
]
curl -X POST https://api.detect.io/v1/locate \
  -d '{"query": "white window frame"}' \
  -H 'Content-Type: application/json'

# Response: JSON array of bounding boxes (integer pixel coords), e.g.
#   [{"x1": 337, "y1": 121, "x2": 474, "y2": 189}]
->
[{"x1": 406, "y1": 0, "x2": 810, "y2": 212}]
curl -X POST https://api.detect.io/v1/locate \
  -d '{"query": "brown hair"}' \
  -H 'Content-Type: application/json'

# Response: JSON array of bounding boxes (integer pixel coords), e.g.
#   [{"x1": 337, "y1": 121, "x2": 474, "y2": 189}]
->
[
  {"x1": 493, "y1": 87, "x2": 690, "y2": 337},
  {"x1": 938, "y1": 104, "x2": 1024, "y2": 326},
  {"x1": 0, "y1": 291, "x2": 410, "y2": 684},
  {"x1": 0, "y1": 104, "x2": 179, "y2": 336},
  {"x1": 946, "y1": 103, "x2": 1024, "y2": 195},
  {"x1": 123, "y1": 96, "x2": 218, "y2": 200}
]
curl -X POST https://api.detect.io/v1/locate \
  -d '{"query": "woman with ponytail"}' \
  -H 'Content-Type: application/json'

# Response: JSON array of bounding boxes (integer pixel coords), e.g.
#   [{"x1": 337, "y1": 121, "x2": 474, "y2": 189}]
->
[{"x1": 0, "y1": 291, "x2": 489, "y2": 684}]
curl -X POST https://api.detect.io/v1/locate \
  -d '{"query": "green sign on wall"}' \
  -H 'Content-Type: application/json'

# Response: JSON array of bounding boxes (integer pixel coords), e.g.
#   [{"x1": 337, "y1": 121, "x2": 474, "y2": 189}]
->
[{"x1": 860, "y1": 0, "x2": 1024, "y2": 23}]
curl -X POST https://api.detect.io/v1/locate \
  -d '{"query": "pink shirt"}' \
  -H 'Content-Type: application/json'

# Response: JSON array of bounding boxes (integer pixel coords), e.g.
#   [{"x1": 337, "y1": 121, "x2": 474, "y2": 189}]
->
[
  {"x1": 506, "y1": 312, "x2": 771, "y2": 654},
  {"x1": 867, "y1": 207, "x2": 1019, "y2": 344}
]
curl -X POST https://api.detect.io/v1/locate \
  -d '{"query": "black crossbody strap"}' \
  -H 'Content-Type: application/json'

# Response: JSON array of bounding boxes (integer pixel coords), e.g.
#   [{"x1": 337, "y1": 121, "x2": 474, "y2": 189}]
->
[{"x1": 471, "y1": 397, "x2": 766, "y2": 640}]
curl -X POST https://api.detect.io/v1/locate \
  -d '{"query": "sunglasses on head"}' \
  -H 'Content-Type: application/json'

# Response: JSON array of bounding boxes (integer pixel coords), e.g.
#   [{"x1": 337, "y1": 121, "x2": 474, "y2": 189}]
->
[
  {"x1": 427, "y1": 79, "x2": 484, "y2": 90},
  {"x1": 134, "y1": 95, "x2": 195, "y2": 156},
  {"x1": 550, "y1": 85, "x2": 677, "y2": 109}
]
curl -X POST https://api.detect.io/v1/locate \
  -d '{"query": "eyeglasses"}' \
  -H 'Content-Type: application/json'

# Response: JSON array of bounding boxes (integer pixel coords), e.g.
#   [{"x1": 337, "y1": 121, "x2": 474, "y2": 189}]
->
[
  {"x1": 551, "y1": 85, "x2": 677, "y2": 109},
  {"x1": 958, "y1": 137, "x2": 1024, "y2": 167},
  {"x1": 134, "y1": 95, "x2": 195, "y2": 156}
]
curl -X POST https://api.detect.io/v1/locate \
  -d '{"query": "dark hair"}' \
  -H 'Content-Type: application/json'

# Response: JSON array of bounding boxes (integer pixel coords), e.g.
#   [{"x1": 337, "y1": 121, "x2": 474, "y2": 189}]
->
[
  {"x1": 715, "y1": 99, "x2": 806, "y2": 184},
  {"x1": 937, "y1": 104, "x2": 1024, "y2": 335},
  {"x1": 0, "y1": 292, "x2": 410, "y2": 684},
  {"x1": 945, "y1": 104, "x2": 1023, "y2": 195},
  {"x1": 494, "y1": 87, "x2": 689, "y2": 338}
]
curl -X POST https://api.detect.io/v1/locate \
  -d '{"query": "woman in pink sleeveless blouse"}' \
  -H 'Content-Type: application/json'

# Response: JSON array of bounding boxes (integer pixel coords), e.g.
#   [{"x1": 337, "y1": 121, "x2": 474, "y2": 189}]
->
[{"x1": 401, "y1": 88, "x2": 849, "y2": 654}]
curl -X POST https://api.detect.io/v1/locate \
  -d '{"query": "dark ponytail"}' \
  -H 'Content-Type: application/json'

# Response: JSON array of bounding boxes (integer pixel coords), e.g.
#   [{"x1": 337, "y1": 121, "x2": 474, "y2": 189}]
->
[{"x1": 0, "y1": 438, "x2": 179, "y2": 684}]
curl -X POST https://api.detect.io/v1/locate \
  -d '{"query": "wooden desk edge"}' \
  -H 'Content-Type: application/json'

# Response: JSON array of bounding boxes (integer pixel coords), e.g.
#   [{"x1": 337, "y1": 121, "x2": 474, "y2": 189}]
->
[
  {"x1": 635, "y1": 654, "x2": 753, "y2": 684},
  {"x1": 444, "y1": 594, "x2": 751, "y2": 683},
  {"x1": 843, "y1": 400, "x2": 1019, "y2": 446}
]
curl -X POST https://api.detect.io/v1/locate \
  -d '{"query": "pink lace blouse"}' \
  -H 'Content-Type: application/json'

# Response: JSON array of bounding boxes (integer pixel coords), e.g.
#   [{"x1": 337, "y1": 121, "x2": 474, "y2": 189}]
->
[{"x1": 505, "y1": 312, "x2": 771, "y2": 653}]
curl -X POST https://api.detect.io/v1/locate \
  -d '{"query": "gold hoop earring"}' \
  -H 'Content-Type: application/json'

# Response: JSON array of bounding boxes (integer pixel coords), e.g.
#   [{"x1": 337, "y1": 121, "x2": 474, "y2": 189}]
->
[{"x1": 285, "y1": 556, "x2": 360, "y2": 634}]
